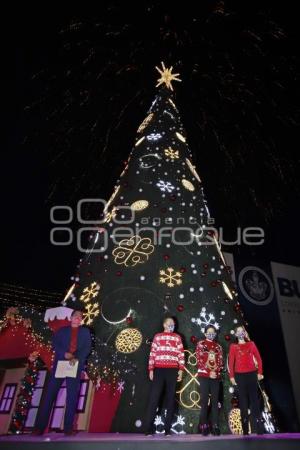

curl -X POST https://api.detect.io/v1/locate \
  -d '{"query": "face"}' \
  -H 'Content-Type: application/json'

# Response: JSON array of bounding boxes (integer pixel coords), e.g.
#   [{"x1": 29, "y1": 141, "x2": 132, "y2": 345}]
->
[
  {"x1": 205, "y1": 327, "x2": 216, "y2": 340},
  {"x1": 235, "y1": 326, "x2": 246, "y2": 339},
  {"x1": 164, "y1": 318, "x2": 175, "y2": 332},
  {"x1": 71, "y1": 311, "x2": 83, "y2": 326}
]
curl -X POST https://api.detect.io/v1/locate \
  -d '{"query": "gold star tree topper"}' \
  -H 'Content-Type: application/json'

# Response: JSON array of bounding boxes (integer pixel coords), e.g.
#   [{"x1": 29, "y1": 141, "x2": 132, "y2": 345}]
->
[{"x1": 155, "y1": 62, "x2": 181, "y2": 91}]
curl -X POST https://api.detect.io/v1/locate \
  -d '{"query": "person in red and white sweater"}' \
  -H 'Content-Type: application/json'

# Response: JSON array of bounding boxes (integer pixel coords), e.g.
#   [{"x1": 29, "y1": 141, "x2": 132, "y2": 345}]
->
[
  {"x1": 229, "y1": 325, "x2": 264, "y2": 435},
  {"x1": 196, "y1": 325, "x2": 223, "y2": 436},
  {"x1": 144, "y1": 317, "x2": 185, "y2": 436}
]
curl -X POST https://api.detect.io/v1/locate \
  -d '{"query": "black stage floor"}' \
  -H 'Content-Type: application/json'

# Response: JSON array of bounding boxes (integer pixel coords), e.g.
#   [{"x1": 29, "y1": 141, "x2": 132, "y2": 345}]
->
[{"x1": 0, "y1": 432, "x2": 300, "y2": 450}]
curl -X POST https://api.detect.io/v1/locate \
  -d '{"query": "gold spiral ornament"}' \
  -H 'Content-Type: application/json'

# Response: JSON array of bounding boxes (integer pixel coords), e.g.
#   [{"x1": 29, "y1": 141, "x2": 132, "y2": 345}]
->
[{"x1": 115, "y1": 328, "x2": 143, "y2": 353}]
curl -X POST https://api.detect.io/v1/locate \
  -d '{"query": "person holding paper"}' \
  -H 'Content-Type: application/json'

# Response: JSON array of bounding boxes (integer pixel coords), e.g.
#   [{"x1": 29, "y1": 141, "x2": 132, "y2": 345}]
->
[{"x1": 33, "y1": 310, "x2": 92, "y2": 435}]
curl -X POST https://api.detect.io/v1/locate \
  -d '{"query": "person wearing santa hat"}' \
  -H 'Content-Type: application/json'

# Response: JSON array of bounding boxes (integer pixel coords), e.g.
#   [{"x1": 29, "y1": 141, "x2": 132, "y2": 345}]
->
[{"x1": 33, "y1": 309, "x2": 91, "y2": 436}]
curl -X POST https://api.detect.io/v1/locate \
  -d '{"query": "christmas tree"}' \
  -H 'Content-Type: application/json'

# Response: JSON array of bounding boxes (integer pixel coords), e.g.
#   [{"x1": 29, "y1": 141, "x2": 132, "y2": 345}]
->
[{"x1": 65, "y1": 63, "x2": 268, "y2": 434}]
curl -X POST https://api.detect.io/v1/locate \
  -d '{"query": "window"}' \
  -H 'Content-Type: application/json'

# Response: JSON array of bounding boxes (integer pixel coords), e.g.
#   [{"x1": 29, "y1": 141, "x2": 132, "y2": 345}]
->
[
  {"x1": 49, "y1": 380, "x2": 89, "y2": 430},
  {"x1": 77, "y1": 381, "x2": 89, "y2": 413},
  {"x1": 24, "y1": 370, "x2": 47, "y2": 429},
  {"x1": 0, "y1": 384, "x2": 17, "y2": 413}
]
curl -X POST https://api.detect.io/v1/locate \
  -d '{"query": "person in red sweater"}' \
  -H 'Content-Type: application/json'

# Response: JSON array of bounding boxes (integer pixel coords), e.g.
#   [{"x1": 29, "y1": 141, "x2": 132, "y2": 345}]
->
[
  {"x1": 144, "y1": 317, "x2": 185, "y2": 436},
  {"x1": 229, "y1": 325, "x2": 264, "y2": 435},
  {"x1": 196, "y1": 325, "x2": 223, "y2": 436}
]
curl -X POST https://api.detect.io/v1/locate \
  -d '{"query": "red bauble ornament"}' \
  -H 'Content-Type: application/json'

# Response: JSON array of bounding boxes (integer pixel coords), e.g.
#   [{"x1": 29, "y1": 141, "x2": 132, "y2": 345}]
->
[
  {"x1": 225, "y1": 334, "x2": 231, "y2": 341},
  {"x1": 190, "y1": 336, "x2": 197, "y2": 344},
  {"x1": 116, "y1": 271, "x2": 123, "y2": 277},
  {"x1": 180, "y1": 267, "x2": 186, "y2": 273},
  {"x1": 87, "y1": 271, "x2": 92, "y2": 276},
  {"x1": 126, "y1": 316, "x2": 133, "y2": 324},
  {"x1": 163, "y1": 254, "x2": 170, "y2": 261},
  {"x1": 177, "y1": 304, "x2": 184, "y2": 312},
  {"x1": 203, "y1": 263, "x2": 209, "y2": 269},
  {"x1": 210, "y1": 281, "x2": 217, "y2": 287}
]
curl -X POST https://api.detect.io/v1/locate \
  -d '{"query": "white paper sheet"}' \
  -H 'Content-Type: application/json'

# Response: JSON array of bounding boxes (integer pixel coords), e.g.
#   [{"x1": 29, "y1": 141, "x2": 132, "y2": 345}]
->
[{"x1": 55, "y1": 360, "x2": 79, "y2": 378}]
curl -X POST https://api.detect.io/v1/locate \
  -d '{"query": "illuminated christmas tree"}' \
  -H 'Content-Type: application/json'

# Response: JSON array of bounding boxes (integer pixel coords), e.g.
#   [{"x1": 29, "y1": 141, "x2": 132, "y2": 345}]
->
[{"x1": 65, "y1": 63, "x2": 274, "y2": 434}]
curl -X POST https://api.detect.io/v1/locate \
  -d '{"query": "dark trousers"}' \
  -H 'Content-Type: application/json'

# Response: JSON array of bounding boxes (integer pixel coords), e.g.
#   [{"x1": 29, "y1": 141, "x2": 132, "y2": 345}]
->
[
  {"x1": 199, "y1": 377, "x2": 220, "y2": 425},
  {"x1": 235, "y1": 371, "x2": 261, "y2": 432},
  {"x1": 144, "y1": 368, "x2": 178, "y2": 433},
  {"x1": 36, "y1": 371, "x2": 81, "y2": 432}
]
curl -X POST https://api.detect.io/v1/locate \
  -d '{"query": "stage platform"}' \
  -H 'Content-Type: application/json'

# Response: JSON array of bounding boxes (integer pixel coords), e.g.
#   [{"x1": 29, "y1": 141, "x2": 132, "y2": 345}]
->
[{"x1": 0, "y1": 433, "x2": 300, "y2": 450}]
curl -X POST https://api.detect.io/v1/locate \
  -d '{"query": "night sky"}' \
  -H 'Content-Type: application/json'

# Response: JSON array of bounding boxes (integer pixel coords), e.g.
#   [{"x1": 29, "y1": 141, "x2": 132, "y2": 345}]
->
[{"x1": 4, "y1": 1, "x2": 300, "y2": 293}]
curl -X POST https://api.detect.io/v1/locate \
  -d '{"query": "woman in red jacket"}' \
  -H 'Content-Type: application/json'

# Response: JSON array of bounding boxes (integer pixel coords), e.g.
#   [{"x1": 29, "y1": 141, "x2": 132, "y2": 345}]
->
[
  {"x1": 229, "y1": 325, "x2": 264, "y2": 435},
  {"x1": 196, "y1": 325, "x2": 223, "y2": 436}
]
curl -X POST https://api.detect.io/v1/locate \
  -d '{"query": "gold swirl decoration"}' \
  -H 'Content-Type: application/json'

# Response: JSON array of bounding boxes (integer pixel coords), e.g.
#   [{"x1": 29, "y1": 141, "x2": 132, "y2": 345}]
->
[
  {"x1": 112, "y1": 236, "x2": 154, "y2": 267},
  {"x1": 115, "y1": 328, "x2": 143, "y2": 353},
  {"x1": 176, "y1": 350, "x2": 200, "y2": 410}
]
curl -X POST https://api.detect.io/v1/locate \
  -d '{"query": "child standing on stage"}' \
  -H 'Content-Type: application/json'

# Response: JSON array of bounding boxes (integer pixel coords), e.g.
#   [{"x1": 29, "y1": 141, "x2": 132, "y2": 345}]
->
[
  {"x1": 144, "y1": 317, "x2": 185, "y2": 436},
  {"x1": 229, "y1": 325, "x2": 264, "y2": 435},
  {"x1": 196, "y1": 325, "x2": 223, "y2": 436}
]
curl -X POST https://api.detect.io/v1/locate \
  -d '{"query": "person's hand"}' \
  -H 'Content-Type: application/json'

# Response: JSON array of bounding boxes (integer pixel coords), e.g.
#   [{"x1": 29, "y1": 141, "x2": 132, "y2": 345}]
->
[
  {"x1": 69, "y1": 358, "x2": 78, "y2": 366},
  {"x1": 230, "y1": 377, "x2": 237, "y2": 385},
  {"x1": 257, "y1": 374, "x2": 264, "y2": 381},
  {"x1": 177, "y1": 370, "x2": 183, "y2": 382},
  {"x1": 149, "y1": 370, "x2": 154, "y2": 381},
  {"x1": 209, "y1": 371, "x2": 217, "y2": 379},
  {"x1": 64, "y1": 352, "x2": 74, "y2": 360}
]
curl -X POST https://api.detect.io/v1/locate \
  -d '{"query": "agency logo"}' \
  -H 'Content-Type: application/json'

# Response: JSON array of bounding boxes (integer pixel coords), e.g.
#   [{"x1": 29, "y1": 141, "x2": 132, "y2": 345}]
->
[{"x1": 238, "y1": 266, "x2": 274, "y2": 306}]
